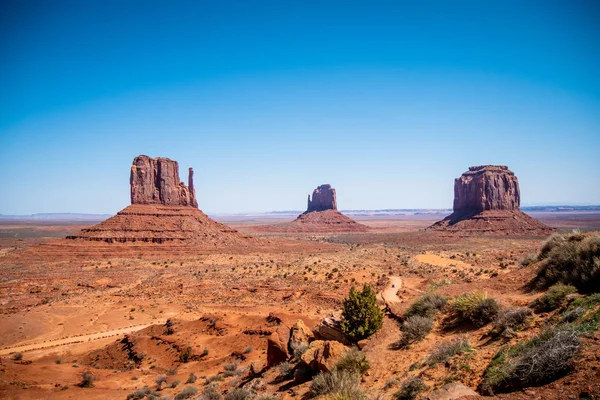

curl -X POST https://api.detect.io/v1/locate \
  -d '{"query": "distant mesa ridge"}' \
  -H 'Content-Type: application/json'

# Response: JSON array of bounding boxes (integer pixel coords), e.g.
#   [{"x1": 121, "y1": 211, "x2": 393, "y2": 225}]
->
[
  {"x1": 255, "y1": 184, "x2": 368, "y2": 233},
  {"x1": 428, "y1": 165, "x2": 553, "y2": 235}
]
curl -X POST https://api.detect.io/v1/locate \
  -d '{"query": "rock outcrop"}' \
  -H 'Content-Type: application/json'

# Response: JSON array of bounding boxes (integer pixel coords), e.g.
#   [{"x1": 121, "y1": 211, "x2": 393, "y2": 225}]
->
[
  {"x1": 67, "y1": 155, "x2": 255, "y2": 248},
  {"x1": 428, "y1": 165, "x2": 553, "y2": 235},
  {"x1": 453, "y1": 165, "x2": 519, "y2": 215},
  {"x1": 130, "y1": 155, "x2": 197, "y2": 208},
  {"x1": 307, "y1": 184, "x2": 337, "y2": 212},
  {"x1": 255, "y1": 184, "x2": 368, "y2": 233},
  {"x1": 300, "y1": 340, "x2": 349, "y2": 373}
]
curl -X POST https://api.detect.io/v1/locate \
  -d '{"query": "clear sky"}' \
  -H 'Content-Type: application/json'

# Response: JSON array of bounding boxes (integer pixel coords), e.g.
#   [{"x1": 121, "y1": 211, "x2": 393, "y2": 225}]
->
[{"x1": 1, "y1": 1, "x2": 599, "y2": 214}]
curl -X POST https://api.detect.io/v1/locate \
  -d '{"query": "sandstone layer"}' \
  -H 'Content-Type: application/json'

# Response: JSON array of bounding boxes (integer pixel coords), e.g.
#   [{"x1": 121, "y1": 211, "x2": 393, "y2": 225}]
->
[
  {"x1": 428, "y1": 165, "x2": 553, "y2": 235},
  {"x1": 307, "y1": 184, "x2": 337, "y2": 212}
]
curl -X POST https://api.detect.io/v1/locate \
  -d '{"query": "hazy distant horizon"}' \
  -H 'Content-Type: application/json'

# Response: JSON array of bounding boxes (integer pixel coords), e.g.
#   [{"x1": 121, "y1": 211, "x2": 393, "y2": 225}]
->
[{"x1": 2, "y1": 1, "x2": 599, "y2": 214}]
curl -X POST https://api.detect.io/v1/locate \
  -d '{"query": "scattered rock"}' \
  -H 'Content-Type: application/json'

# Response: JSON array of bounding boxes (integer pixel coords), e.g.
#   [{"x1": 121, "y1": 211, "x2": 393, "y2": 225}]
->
[
  {"x1": 289, "y1": 320, "x2": 314, "y2": 350},
  {"x1": 312, "y1": 317, "x2": 352, "y2": 345},
  {"x1": 266, "y1": 325, "x2": 291, "y2": 367},
  {"x1": 300, "y1": 340, "x2": 349, "y2": 372}
]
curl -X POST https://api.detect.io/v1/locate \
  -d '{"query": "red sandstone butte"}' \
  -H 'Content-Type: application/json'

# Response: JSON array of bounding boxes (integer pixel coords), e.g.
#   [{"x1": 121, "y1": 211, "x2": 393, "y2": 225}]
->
[{"x1": 428, "y1": 165, "x2": 553, "y2": 235}]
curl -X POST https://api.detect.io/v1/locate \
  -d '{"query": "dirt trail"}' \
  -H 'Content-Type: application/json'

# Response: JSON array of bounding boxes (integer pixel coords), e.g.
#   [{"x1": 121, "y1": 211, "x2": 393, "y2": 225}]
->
[
  {"x1": 380, "y1": 276, "x2": 403, "y2": 304},
  {"x1": 0, "y1": 321, "x2": 165, "y2": 356}
]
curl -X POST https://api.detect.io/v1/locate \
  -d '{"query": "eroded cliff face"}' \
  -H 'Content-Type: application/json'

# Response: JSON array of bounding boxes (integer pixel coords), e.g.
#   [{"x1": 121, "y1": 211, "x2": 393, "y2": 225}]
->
[
  {"x1": 453, "y1": 165, "x2": 520, "y2": 215},
  {"x1": 130, "y1": 155, "x2": 198, "y2": 208},
  {"x1": 307, "y1": 184, "x2": 337, "y2": 212}
]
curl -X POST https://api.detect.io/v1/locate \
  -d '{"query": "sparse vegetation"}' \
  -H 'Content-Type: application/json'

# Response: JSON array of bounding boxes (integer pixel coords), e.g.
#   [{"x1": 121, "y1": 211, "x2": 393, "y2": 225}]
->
[
  {"x1": 11, "y1": 352, "x2": 23, "y2": 361},
  {"x1": 531, "y1": 233, "x2": 600, "y2": 292},
  {"x1": 308, "y1": 369, "x2": 362, "y2": 398},
  {"x1": 78, "y1": 371, "x2": 96, "y2": 388},
  {"x1": 126, "y1": 387, "x2": 160, "y2": 400},
  {"x1": 334, "y1": 348, "x2": 370, "y2": 374},
  {"x1": 532, "y1": 283, "x2": 577, "y2": 311},
  {"x1": 341, "y1": 284, "x2": 384, "y2": 341},
  {"x1": 481, "y1": 324, "x2": 582, "y2": 393},
  {"x1": 224, "y1": 388, "x2": 253, "y2": 400},
  {"x1": 493, "y1": 307, "x2": 532, "y2": 337},
  {"x1": 394, "y1": 315, "x2": 433, "y2": 348},
  {"x1": 179, "y1": 346, "x2": 193, "y2": 362},
  {"x1": 175, "y1": 386, "x2": 198, "y2": 400},
  {"x1": 451, "y1": 291, "x2": 499, "y2": 326},
  {"x1": 404, "y1": 293, "x2": 447, "y2": 318},
  {"x1": 394, "y1": 376, "x2": 427, "y2": 400},
  {"x1": 426, "y1": 336, "x2": 471, "y2": 366},
  {"x1": 291, "y1": 341, "x2": 309, "y2": 359},
  {"x1": 202, "y1": 384, "x2": 223, "y2": 400},
  {"x1": 185, "y1": 372, "x2": 197, "y2": 384}
]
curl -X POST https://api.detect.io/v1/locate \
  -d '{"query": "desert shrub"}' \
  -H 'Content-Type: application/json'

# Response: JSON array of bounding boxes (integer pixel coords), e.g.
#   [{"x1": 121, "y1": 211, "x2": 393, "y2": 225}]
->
[
  {"x1": 201, "y1": 348, "x2": 210, "y2": 357},
  {"x1": 396, "y1": 315, "x2": 433, "y2": 347},
  {"x1": 493, "y1": 307, "x2": 532, "y2": 336},
  {"x1": 223, "y1": 360, "x2": 243, "y2": 377},
  {"x1": 451, "y1": 291, "x2": 499, "y2": 326},
  {"x1": 224, "y1": 388, "x2": 253, "y2": 400},
  {"x1": 291, "y1": 341, "x2": 309, "y2": 359},
  {"x1": 167, "y1": 367, "x2": 178, "y2": 375},
  {"x1": 243, "y1": 346, "x2": 254, "y2": 354},
  {"x1": 334, "y1": 348, "x2": 370, "y2": 375},
  {"x1": 175, "y1": 386, "x2": 199, "y2": 400},
  {"x1": 11, "y1": 352, "x2": 23, "y2": 361},
  {"x1": 394, "y1": 376, "x2": 427, "y2": 400},
  {"x1": 341, "y1": 284, "x2": 384, "y2": 341},
  {"x1": 276, "y1": 361, "x2": 293, "y2": 378},
  {"x1": 538, "y1": 233, "x2": 567, "y2": 260},
  {"x1": 179, "y1": 346, "x2": 193, "y2": 363},
  {"x1": 308, "y1": 369, "x2": 361, "y2": 398},
  {"x1": 205, "y1": 374, "x2": 224, "y2": 385},
  {"x1": 531, "y1": 233, "x2": 600, "y2": 292},
  {"x1": 520, "y1": 253, "x2": 537, "y2": 268},
  {"x1": 185, "y1": 372, "x2": 197, "y2": 384},
  {"x1": 533, "y1": 283, "x2": 577, "y2": 311},
  {"x1": 560, "y1": 307, "x2": 586, "y2": 324},
  {"x1": 328, "y1": 386, "x2": 367, "y2": 400},
  {"x1": 256, "y1": 396, "x2": 280, "y2": 400},
  {"x1": 167, "y1": 380, "x2": 180, "y2": 388},
  {"x1": 79, "y1": 371, "x2": 96, "y2": 388},
  {"x1": 164, "y1": 319, "x2": 175, "y2": 335},
  {"x1": 481, "y1": 324, "x2": 582, "y2": 393},
  {"x1": 202, "y1": 384, "x2": 223, "y2": 400},
  {"x1": 126, "y1": 387, "x2": 160, "y2": 400},
  {"x1": 404, "y1": 293, "x2": 447, "y2": 318},
  {"x1": 426, "y1": 336, "x2": 471, "y2": 366}
]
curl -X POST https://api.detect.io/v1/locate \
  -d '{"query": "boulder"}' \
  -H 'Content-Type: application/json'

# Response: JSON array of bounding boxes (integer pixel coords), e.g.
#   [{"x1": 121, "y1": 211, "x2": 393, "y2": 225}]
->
[
  {"x1": 307, "y1": 184, "x2": 337, "y2": 212},
  {"x1": 289, "y1": 319, "x2": 314, "y2": 350},
  {"x1": 300, "y1": 340, "x2": 349, "y2": 372},
  {"x1": 312, "y1": 317, "x2": 352, "y2": 345},
  {"x1": 266, "y1": 324, "x2": 290, "y2": 367}
]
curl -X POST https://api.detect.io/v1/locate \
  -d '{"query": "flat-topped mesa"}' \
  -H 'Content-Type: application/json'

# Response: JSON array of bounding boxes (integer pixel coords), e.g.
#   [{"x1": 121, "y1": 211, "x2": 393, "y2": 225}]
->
[
  {"x1": 307, "y1": 184, "x2": 337, "y2": 213},
  {"x1": 130, "y1": 155, "x2": 198, "y2": 208},
  {"x1": 453, "y1": 165, "x2": 520, "y2": 215}
]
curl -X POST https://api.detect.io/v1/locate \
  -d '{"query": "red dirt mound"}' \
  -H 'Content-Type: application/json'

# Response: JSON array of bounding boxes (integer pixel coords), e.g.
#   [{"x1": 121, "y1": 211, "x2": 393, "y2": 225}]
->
[{"x1": 254, "y1": 209, "x2": 369, "y2": 233}]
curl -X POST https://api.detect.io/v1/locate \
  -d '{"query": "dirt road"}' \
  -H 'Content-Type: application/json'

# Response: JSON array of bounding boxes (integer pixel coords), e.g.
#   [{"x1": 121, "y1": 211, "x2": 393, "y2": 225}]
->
[
  {"x1": 380, "y1": 276, "x2": 403, "y2": 304},
  {"x1": 0, "y1": 321, "x2": 165, "y2": 356}
]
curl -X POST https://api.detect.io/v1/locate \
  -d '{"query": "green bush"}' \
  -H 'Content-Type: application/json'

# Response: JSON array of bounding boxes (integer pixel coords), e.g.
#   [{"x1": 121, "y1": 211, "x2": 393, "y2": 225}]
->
[
  {"x1": 481, "y1": 324, "x2": 582, "y2": 394},
  {"x1": 405, "y1": 293, "x2": 447, "y2": 318},
  {"x1": 533, "y1": 283, "x2": 577, "y2": 311},
  {"x1": 493, "y1": 307, "x2": 532, "y2": 337},
  {"x1": 530, "y1": 233, "x2": 600, "y2": 292},
  {"x1": 79, "y1": 372, "x2": 96, "y2": 388},
  {"x1": 426, "y1": 336, "x2": 471, "y2": 366},
  {"x1": 179, "y1": 346, "x2": 193, "y2": 363},
  {"x1": 394, "y1": 315, "x2": 433, "y2": 348},
  {"x1": 394, "y1": 376, "x2": 427, "y2": 400},
  {"x1": 451, "y1": 292, "x2": 499, "y2": 326},
  {"x1": 341, "y1": 285, "x2": 384, "y2": 341},
  {"x1": 308, "y1": 369, "x2": 362, "y2": 398},
  {"x1": 334, "y1": 348, "x2": 370, "y2": 375}
]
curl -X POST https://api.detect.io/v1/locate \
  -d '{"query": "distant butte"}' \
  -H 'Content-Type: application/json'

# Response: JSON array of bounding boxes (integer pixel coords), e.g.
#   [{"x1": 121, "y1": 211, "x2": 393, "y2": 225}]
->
[
  {"x1": 256, "y1": 184, "x2": 368, "y2": 233},
  {"x1": 428, "y1": 165, "x2": 553, "y2": 235},
  {"x1": 66, "y1": 155, "x2": 254, "y2": 247}
]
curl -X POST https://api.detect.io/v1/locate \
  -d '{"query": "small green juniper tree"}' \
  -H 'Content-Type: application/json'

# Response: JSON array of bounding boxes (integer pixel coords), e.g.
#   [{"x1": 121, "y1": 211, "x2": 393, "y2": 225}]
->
[{"x1": 341, "y1": 284, "x2": 384, "y2": 341}]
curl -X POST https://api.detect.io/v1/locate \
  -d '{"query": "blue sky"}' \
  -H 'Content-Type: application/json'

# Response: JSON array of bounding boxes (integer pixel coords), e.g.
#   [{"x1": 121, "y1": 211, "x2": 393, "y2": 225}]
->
[{"x1": 1, "y1": 1, "x2": 599, "y2": 214}]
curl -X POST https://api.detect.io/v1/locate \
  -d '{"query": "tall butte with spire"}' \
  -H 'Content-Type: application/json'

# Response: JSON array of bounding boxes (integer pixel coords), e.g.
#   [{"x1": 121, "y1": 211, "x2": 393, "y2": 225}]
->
[
  {"x1": 428, "y1": 165, "x2": 553, "y2": 235},
  {"x1": 67, "y1": 155, "x2": 252, "y2": 247},
  {"x1": 256, "y1": 184, "x2": 368, "y2": 233}
]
